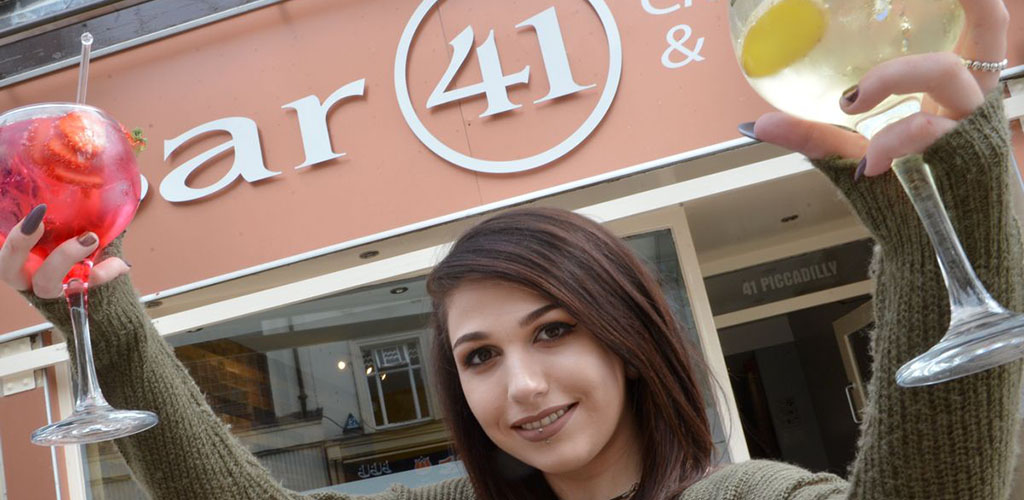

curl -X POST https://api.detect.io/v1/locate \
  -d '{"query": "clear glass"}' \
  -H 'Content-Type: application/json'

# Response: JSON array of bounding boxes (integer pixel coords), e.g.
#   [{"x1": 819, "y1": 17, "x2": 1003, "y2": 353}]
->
[
  {"x1": 730, "y1": 0, "x2": 1024, "y2": 386},
  {"x1": 0, "y1": 103, "x2": 157, "y2": 444}
]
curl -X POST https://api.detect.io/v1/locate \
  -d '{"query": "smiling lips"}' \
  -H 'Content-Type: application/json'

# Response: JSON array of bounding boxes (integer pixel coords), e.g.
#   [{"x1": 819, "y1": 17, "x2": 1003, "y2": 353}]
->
[
  {"x1": 512, "y1": 403, "x2": 577, "y2": 442},
  {"x1": 520, "y1": 407, "x2": 568, "y2": 430}
]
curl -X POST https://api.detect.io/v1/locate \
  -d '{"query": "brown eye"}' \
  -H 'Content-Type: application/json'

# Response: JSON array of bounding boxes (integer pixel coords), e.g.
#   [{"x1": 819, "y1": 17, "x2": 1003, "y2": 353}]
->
[
  {"x1": 465, "y1": 347, "x2": 496, "y2": 367},
  {"x1": 536, "y1": 322, "x2": 576, "y2": 342}
]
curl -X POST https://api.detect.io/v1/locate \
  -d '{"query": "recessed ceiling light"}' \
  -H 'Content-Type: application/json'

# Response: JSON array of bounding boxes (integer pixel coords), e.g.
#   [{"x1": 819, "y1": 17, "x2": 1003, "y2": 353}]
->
[
  {"x1": 390, "y1": 287, "x2": 409, "y2": 295},
  {"x1": 337, "y1": 361, "x2": 347, "y2": 371},
  {"x1": 359, "y1": 250, "x2": 380, "y2": 259}
]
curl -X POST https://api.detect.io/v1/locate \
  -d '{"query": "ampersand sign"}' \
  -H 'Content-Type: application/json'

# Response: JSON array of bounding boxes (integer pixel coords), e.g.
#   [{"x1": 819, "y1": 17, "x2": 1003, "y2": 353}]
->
[{"x1": 661, "y1": 24, "x2": 705, "y2": 69}]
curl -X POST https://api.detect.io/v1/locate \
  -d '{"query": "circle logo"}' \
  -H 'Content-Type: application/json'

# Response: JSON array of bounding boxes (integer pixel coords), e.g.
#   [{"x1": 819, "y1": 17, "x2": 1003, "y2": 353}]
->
[{"x1": 394, "y1": 0, "x2": 622, "y2": 174}]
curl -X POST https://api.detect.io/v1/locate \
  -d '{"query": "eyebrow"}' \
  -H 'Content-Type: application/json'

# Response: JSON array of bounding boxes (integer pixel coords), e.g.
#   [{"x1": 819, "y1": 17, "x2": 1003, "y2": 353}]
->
[{"x1": 451, "y1": 303, "x2": 560, "y2": 350}]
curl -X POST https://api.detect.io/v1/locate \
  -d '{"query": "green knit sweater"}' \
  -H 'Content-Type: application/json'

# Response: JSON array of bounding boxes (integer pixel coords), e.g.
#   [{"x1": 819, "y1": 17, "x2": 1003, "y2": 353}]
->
[{"x1": 24, "y1": 91, "x2": 1022, "y2": 499}]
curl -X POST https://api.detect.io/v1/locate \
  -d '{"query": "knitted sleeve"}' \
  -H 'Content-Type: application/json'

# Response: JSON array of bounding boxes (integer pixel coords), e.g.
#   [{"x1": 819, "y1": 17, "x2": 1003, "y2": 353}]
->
[
  {"x1": 684, "y1": 91, "x2": 1023, "y2": 500},
  {"x1": 810, "y1": 90, "x2": 1023, "y2": 499},
  {"x1": 22, "y1": 246, "x2": 475, "y2": 500}
]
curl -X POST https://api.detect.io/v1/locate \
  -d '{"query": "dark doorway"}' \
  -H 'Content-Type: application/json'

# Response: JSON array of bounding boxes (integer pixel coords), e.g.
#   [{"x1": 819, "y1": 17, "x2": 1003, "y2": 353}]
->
[{"x1": 720, "y1": 295, "x2": 871, "y2": 476}]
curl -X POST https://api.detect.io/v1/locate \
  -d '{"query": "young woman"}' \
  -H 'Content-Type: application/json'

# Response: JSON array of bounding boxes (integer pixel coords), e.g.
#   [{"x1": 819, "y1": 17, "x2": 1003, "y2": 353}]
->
[{"x1": 2, "y1": 1, "x2": 1017, "y2": 498}]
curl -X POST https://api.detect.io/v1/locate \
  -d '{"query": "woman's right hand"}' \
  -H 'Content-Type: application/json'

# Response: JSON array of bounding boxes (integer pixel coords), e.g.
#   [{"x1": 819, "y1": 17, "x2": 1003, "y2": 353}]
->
[{"x1": 0, "y1": 204, "x2": 131, "y2": 299}]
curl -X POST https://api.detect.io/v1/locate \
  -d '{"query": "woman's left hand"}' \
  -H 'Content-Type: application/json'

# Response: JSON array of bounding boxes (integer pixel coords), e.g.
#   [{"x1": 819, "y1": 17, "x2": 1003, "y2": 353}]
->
[{"x1": 749, "y1": 0, "x2": 1010, "y2": 178}]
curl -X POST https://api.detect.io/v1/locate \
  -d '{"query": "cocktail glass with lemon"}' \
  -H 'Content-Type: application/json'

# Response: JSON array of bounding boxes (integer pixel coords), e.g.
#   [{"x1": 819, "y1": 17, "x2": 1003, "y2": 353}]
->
[
  {"x1": 731, "y1": 0, "x2": 1024, "y2": 387},
  {"x1": 735, "y1": 0, "x2": 963, "y2": 133}
]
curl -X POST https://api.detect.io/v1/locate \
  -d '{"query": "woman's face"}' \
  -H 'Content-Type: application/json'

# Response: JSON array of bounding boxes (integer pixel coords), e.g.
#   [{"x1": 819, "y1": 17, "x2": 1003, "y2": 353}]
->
[{"x1": 446, "y1": 280, "x2": 635, "y2": 475}]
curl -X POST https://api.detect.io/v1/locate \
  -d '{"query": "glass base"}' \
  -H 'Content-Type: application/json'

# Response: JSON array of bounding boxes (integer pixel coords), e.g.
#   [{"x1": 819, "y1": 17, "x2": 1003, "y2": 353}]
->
[
  {"x1": 896, "y1": 310, "x2": 1024, "y2": 387},
  {"x1": 31, "y1": 405, "x2": 158, "y2": 446}
]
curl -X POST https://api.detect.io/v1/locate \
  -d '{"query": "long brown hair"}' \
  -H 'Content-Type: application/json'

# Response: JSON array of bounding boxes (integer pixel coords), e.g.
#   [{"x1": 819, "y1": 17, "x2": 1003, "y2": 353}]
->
[{"x1": 427, "y1": 207, "x2": 714, "y2": 500}]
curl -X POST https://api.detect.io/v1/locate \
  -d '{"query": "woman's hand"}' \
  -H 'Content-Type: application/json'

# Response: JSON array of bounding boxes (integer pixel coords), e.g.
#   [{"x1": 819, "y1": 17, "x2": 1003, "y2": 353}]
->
[
  {"x1": 0, "y1": 205, "x2": 131, "y2": 299},
  {"x1": 746, "y1": 0, "x2": 1010, "y2": 178}
]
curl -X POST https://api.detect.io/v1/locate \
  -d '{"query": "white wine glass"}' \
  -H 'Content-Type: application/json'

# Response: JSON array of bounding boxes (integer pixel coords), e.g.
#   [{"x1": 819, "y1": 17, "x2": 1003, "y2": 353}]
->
[{"x1": 729, "y1": 0, "x2": 1024, "y2": 387}]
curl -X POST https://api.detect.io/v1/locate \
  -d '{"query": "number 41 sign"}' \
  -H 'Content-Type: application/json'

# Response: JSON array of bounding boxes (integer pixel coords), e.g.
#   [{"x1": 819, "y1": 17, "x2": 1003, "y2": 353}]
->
[{"x1": 395, "y1": 0, "x2": 622, "y2": 174}]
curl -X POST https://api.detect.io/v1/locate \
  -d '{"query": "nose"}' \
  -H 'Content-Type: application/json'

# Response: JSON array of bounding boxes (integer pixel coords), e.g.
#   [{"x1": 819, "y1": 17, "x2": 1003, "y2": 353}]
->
[{"x1": 506, "y1": 351, "x2": 548, "y2": 404}]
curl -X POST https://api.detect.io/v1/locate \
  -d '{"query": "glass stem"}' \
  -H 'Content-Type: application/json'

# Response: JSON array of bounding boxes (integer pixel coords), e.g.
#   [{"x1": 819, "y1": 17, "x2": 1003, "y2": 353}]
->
[
  {"x1": 64, "y1": 269, "x2": 110, "y2": 413},
  {"x1": 892, "y1": 156, "x2": 1004, "y2": 325}
]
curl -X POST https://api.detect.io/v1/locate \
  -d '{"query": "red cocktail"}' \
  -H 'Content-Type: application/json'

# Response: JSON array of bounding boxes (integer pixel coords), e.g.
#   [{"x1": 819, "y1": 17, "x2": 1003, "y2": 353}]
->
[
  {"x1": 0, "y1": 104, "x2": 142, "y2": 270},
  {"x1": 0, "y1": 103, "x2": 157, "y2": 445}
]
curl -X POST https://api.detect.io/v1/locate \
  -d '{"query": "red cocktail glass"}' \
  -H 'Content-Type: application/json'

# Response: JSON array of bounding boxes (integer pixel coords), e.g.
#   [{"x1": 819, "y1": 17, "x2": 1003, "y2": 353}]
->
[{"x1": 0, "y1": 103, "x2": 158, "y2": 445}]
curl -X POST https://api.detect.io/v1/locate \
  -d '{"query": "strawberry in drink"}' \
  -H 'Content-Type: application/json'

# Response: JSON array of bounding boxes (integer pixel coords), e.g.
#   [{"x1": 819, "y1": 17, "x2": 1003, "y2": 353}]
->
[{"x1": 0, "y1": 105, "x2": 144, "y2": 272}]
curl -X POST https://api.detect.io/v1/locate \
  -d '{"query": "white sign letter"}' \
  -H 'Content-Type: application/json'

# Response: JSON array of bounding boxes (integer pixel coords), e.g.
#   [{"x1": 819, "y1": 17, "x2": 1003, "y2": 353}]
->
[
  {"x1": 517, "y1": 7, "x2": 595, "y2": 103},
  {"x1": 426, "y1": 26, "x2": 530, "y2": 118},
  {"x1": 161, "y1": 117, "x2": 280, "y2": 203},
  {"x1": 641, "y1": 0, "x2": 687, "y2": 15},
  {"x1": 282, "y1": 78, "x2": 367, "y2": 169}
]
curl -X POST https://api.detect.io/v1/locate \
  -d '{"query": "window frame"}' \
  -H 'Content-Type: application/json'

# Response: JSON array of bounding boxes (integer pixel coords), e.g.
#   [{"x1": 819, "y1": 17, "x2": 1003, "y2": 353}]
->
[{"x1": 348, "y1": 330, "x2": 435, "y2": 433}]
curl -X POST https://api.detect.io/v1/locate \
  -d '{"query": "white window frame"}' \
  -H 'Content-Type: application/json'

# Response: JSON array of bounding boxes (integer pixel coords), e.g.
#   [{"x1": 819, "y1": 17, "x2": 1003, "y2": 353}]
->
[{"x1": 348, "y1": 330, "x2": 435, "y2": 433}]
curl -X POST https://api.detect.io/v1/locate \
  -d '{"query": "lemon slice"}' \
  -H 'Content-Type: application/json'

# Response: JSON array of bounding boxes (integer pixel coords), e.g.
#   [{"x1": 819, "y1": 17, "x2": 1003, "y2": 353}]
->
[{"x1": 741, "y1": 0, "x2": 828, "y2": 78}]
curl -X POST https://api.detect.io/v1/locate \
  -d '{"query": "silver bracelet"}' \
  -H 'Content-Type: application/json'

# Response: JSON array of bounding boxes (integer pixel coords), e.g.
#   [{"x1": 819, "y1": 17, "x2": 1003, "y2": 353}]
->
[{"x1": 961, "y1": 57, "x2": 1008, "y2": 73}]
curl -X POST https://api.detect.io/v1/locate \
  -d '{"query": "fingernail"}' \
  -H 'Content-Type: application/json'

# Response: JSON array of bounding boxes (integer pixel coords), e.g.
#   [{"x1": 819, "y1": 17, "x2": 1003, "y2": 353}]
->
[
  {"x1": 20, "y1": 204, "x2": 47, "y2": 235},
  {"x1": 854, "y1": 157, "x2": 867, "y2": 182},
  {"x1": 738, "y1": 122, "x2": 758, "y2": 140},
  {"x1": 842, "y1": 85, "x2": 859, "y2": 106},
  {"x1": 77, "y1": 232, "x2": 97, "y2": 247}
]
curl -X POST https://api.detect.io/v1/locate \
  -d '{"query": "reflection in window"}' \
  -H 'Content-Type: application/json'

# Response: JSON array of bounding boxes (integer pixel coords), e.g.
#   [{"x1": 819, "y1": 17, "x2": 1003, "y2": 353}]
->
[
  {"x1": 361, "y1": 340, "x2": 431, "y2": 428},
  {"x1": 176, "y1": 340, "x2": 276, "y2": 430}
]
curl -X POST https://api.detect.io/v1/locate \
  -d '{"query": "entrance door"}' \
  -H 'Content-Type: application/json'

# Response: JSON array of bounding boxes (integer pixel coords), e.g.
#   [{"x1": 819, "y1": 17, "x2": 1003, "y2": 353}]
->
[{"x1": 719, "y1": 295, "x2": 871, "y2": 476}]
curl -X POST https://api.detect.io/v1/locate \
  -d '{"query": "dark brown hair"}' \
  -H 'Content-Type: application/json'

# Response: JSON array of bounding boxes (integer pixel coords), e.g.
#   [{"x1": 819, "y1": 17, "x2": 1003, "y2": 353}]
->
[{"x1": 427, "y1": 207, "x2": 714, "y2": 500}]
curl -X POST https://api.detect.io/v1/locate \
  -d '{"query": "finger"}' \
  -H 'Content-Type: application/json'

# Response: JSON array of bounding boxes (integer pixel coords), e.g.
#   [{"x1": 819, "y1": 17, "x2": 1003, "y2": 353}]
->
[
  {"x1": 91, "y1": 257, "x2": 131, "y2": 287},
  {"x1": 958, "y1": 0, "x2": 1010, "y2": 92},
  {"x1": 841, "y1": 53, "x2": 984, "y2": 120},
  {"x1": 0, "y1": 205, "x2": 47, "y2": 290},
  {"x1": 32, "y1": 233, "x2": 99, "y2": 299},
  {"x1": 862, "y1": 112, "x2": 958, "y2": 177},
  {"x1": 753, "y1": 112, "x2": 867, "y2": 160}
]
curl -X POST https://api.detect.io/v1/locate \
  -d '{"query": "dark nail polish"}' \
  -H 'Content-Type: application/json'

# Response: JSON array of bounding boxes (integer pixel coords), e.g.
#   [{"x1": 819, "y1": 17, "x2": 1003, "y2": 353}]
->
[
  {"x1": 20, "y1": 204, "x2": 47, "y2": 235},
  {"x1": 77, "y1": 232, "x2": 98, "y2": 247},
  {"x1": 854, "y1": 157, "x2": 867, "y2": 182},
  {"x1": 738, "y1": 122, "x2": 758, "y2": 140},
  {"x1": 842, "y1": 85, "x2": 860, "y2": 105}
]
